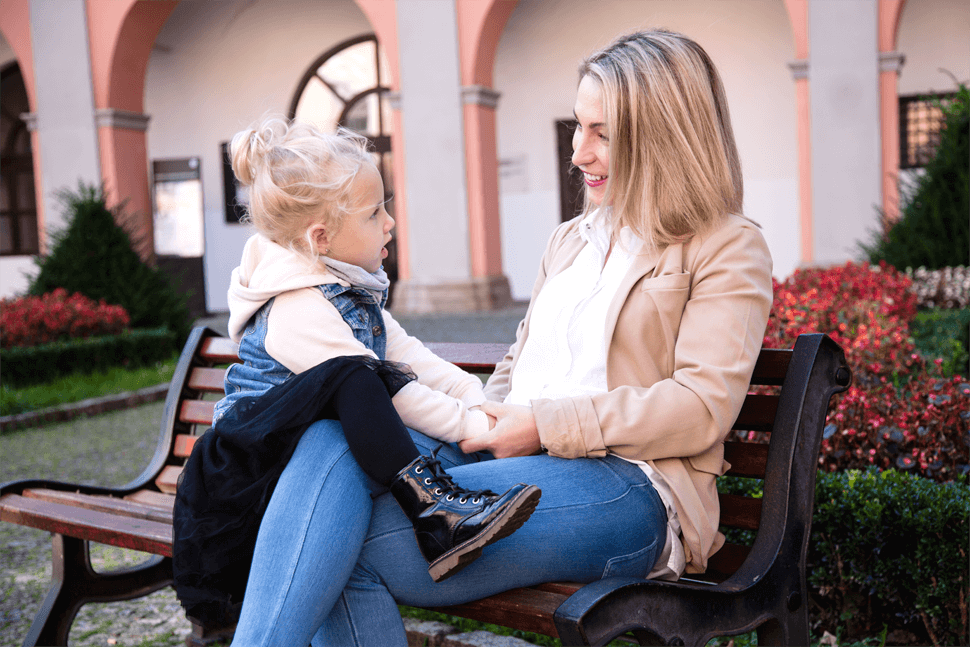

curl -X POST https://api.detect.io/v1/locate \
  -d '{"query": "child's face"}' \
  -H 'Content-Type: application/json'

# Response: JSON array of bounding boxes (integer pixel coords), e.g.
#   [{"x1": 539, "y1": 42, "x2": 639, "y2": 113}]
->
[{"x1": 325, "y1": 165, "x2": 394, "y2": 274}]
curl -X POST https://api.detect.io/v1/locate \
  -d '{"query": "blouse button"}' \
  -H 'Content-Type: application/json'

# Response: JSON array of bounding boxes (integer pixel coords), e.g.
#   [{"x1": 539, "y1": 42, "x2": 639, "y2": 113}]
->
[{"x1": 372, "y1": 325, "x2": 383, "y2": 335}]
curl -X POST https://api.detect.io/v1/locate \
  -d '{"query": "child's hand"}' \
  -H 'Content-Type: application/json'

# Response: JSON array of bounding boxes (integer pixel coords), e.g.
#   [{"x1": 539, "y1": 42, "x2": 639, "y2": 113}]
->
[
  {"x1": 470, "y1": 405, "x2": 497, "y2": 432},
  {"x1": 460, "y1": 402, "x2": 540, "y2": 458}
]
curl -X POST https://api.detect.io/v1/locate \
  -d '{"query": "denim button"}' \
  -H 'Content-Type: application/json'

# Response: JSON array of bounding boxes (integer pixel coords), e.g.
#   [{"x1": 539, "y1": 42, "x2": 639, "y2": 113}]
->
[{"x1": 372, "y1": 325, "x2": 383, "y2": 335}]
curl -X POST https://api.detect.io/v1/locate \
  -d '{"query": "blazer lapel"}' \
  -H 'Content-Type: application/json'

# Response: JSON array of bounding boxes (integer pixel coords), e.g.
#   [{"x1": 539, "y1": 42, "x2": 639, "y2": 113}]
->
[{"x1": 603, "y1": 242, "x2": 683, "y2": 346}]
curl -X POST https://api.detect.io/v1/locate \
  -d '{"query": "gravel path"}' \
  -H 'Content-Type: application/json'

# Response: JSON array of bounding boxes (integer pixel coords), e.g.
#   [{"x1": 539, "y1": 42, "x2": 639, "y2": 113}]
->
[{"x1": 0, "y1": 402, "x2": 197, "y2": 647}]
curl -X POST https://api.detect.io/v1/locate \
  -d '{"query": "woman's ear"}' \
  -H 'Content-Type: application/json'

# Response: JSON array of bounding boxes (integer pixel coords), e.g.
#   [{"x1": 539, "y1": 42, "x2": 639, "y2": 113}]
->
[{"x1": 307, "y1": 223, "x2": 330, "y2": 255}]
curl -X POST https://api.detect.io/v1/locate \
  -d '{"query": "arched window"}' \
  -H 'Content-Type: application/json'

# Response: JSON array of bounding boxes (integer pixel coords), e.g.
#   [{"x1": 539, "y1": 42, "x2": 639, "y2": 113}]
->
[
  {"x1": 289, "y1": 34, "x2": 397, "y2": 286},
  {"x1": 0, "y1": 63, "x2": 38, "y2": 256}
]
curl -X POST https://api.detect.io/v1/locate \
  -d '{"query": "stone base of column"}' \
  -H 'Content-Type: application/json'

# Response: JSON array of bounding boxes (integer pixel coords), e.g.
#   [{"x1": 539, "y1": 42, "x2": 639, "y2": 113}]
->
[{"x1": 390, "y1": 275, "x2": 513, "y2": 315}]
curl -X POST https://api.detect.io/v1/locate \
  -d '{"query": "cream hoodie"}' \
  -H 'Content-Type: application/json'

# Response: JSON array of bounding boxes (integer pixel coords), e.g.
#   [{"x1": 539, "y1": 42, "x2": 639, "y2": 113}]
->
[{"x1": 227, "y1": 234, "x2": 489, "y2": 443}]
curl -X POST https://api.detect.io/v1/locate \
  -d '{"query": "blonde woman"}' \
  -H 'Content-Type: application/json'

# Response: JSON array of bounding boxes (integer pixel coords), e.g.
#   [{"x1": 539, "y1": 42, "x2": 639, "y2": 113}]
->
[{"x1": 229, "y1": 29, "x2": 773, "y2": 646}]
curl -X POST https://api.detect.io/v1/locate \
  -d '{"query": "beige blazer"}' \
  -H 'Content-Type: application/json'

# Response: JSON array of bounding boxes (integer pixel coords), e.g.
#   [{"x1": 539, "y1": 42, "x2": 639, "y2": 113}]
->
[{"x1": 484, "y1": 213, "x2": 773, "y2": 573}]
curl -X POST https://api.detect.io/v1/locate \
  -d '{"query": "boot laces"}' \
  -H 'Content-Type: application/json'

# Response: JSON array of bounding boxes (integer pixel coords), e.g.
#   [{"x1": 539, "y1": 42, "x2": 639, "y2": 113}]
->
[{"x1": 415, "y1": 446, "x2": 497, "y2": 504}]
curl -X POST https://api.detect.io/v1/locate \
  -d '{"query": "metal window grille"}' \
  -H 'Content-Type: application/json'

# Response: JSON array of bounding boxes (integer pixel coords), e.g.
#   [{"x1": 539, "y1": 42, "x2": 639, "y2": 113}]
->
[{"x1": 899, "y1": 92, "x2": 956, "y2": 169}]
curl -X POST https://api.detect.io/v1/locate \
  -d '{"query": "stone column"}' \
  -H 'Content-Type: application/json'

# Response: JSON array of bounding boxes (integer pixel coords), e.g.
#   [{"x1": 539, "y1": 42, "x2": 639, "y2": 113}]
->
[
  {"x1": 391, "y1": 0, "x2": 508, "y2": 313},
  {"x1": 27, "y1": 0, "x2": 102, "y2": 237},
  {"x1": 808, "y1": 0, "x2": 882, "y2": 265}
]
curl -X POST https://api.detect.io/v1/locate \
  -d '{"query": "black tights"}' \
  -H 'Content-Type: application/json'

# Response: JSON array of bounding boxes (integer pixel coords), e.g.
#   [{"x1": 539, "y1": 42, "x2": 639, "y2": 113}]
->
[{"x1": 326, "y1": 364, "x2": 421, "y2": 485}]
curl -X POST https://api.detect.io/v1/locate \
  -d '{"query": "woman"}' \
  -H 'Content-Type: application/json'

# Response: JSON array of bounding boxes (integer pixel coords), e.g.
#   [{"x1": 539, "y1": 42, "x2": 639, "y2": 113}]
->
[{"x1": 229, "y1": 29, "x2": 773, "y2": 646}]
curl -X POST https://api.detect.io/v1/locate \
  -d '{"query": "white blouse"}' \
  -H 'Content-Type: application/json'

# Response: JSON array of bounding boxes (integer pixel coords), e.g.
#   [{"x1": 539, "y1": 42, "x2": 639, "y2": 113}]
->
[{"x1": 506, "y1": 209, "x2": 686, "y2": 580}]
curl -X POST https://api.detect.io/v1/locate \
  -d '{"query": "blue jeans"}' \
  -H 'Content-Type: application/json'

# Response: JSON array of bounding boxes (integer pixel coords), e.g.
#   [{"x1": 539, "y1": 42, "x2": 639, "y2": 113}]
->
[{"x1": 230, "y1": 420, "x2": 668, "y2": 647}]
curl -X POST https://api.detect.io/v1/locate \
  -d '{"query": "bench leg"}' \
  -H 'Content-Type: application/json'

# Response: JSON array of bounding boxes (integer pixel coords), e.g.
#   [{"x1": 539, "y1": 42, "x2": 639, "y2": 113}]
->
[{"x1": 22, "y1": 533, "x2": 174, "y2": 647}]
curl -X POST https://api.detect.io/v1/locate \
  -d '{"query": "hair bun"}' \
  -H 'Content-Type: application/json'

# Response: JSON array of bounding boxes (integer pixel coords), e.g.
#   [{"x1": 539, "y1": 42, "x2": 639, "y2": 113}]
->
[{"x1": 229, "y1": 116, "x2": 288, "y2": 186}]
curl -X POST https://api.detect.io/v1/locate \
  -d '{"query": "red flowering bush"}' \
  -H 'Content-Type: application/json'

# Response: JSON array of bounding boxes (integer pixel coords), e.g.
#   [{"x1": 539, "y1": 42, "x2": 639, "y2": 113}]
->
[
  {"x1": 819, "y1": 376, "x2": 970, "y2": 480},
  {"x1": 1, "y1": 288, "x2": 130, "y2": 349},
  {"x1": 749, "y1": 261, "x2": 969, "y2": 482},
  {"x1": 764, "y1": 261, "x2": 921, "y2": 387}
]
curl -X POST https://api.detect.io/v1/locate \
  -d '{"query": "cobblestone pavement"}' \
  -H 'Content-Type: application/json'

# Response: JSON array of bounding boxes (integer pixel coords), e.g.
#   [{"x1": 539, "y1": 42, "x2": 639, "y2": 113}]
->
[{"x1": 0, "y1": 402, "x2": 196, "y2": 646}]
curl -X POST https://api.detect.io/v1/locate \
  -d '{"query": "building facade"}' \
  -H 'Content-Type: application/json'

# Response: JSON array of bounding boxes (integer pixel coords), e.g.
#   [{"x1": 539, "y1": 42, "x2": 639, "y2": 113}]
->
[{"x1": 1, "y1": 0, "x2": 966, "y2": 313}]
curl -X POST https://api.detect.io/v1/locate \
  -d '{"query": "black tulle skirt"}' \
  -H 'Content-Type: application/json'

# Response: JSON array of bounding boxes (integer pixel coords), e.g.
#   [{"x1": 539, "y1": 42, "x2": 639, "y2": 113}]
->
[{"x1": 172, "y1": 355, "x2": 415, "y2": 625}]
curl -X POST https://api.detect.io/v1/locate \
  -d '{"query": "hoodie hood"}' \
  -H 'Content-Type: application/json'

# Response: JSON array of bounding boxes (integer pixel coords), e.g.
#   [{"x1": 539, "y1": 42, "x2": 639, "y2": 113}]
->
[{"x1": 226, "y1": 234, "x2": 337, "y2": 342}]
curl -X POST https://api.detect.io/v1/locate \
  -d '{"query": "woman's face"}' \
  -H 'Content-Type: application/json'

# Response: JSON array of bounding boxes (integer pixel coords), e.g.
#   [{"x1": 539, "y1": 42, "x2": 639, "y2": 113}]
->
[{"x1": 571, "y1": 75, "x2": 610, "y2": 206}]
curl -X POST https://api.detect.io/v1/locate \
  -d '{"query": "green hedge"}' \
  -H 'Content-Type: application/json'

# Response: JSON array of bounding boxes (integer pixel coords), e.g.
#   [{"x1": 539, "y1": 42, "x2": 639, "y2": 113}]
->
[
  {"x1": 910, "y1": 308, "x2": 970, "y2": 377},
  {"x1": 719, "y1": 469, "x2": 969, "y2": 646},
  {"x1": 0, "y1": 327, "x2": 176, "y2": 388}
]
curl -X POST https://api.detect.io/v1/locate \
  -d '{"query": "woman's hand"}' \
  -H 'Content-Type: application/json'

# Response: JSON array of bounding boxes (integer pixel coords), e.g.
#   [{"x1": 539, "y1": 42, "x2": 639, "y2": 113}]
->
[{"x1": 460, "y1": 401, "x2": 541, "y2": 458}]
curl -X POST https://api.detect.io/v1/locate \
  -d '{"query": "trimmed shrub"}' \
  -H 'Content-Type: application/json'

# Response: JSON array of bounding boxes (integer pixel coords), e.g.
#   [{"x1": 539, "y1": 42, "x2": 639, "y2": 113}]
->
[
  {"x1": 28, "y1": 184, "x2": 191, "y2": 348},
  {"x1": 862, "y1": 84, "x2": 970, "y2": 270},
  {"x1": 719, "y1": 470, "x2": 970, "y2": 646},
  {"x1": 0, "y1": 327, "x2": 176, "y2": 387},
  {"x1": 1, "y1": 288, "x2": 129, "y2": 349},
  {"x1": 910, "y1": 307, "x2": 970, "y2": 377},
  {"x1": 810, "y1": 469, "x2": 969, "y2": 646}
]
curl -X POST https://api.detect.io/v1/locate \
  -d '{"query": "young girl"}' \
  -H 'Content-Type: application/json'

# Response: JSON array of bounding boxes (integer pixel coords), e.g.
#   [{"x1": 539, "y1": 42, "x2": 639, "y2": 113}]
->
[{"x1": 173, "y1": 117, "x2": 539, "y2": 622}]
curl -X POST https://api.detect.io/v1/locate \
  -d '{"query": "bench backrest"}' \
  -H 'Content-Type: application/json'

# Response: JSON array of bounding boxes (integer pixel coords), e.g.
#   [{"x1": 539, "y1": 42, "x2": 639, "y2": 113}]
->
[{"x1": 137, "y1": 326, "x2": 848, "y2": 585}]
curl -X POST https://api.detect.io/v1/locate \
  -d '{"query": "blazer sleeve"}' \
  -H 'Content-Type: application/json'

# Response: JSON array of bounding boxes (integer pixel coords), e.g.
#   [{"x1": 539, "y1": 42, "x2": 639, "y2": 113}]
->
[{"x1": 531, "y1": 219, "x2": 773, "y2": 462}]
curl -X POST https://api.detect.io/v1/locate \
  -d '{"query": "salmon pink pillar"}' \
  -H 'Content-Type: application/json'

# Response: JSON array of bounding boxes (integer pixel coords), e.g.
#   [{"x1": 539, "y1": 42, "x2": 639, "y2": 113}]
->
[
  {"x1": 86, "y1": 0, "x2": 178, "y2": 261},
  {"x1": 785, "y1": 0, "x2": 812, "y2": 265},
  {"x1": 456, "y1": 0, "x2": 516, "y2": 280},
  {"x1": 354, "y1": 0, "x2": 409, "y2": 279},
  {"x1": 878, "y1": 0, "x2": 907, "y2": 227}
]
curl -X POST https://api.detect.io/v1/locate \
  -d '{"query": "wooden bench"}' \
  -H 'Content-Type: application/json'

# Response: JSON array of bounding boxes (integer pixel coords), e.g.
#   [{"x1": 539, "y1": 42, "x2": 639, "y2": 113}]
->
[{"x1": 0, "y1": 326, "x2": 850, "y2": 646}]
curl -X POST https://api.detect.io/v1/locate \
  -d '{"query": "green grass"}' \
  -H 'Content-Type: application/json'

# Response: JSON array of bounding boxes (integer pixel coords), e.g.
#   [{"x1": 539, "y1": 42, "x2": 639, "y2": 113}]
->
[{"x1": 0, "y1": 353, "x2": 178, "y2": 417}]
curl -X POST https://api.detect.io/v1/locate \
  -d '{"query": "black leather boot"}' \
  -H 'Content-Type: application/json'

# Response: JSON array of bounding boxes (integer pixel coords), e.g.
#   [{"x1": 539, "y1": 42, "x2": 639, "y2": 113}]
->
[{"x1": 390, "y1": 450, "x2": 541, "y2": 582}]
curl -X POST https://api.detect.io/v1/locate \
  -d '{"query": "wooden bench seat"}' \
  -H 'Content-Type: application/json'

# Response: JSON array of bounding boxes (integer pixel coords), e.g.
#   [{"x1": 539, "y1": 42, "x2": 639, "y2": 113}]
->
[{"x1": 0, "y1": 326, "x2": 850, "y2": 646}]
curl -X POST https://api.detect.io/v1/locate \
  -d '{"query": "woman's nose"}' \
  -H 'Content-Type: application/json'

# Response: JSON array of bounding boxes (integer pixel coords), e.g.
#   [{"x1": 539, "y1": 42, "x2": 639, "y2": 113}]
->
[{"x1": 572, "y1": 133, "x2": 592, "y2": 168}]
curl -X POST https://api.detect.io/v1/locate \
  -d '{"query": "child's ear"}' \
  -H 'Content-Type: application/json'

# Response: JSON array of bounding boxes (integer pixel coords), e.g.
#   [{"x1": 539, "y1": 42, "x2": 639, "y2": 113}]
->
[{"x1": 307, "y1": 223, "x2": 330, "y2": 255}]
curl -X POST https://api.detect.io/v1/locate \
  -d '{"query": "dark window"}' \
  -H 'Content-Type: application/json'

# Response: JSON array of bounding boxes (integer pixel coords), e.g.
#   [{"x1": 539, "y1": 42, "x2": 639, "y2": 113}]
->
[
  {"x1": 0, "y1": 63, "x2": 39, "y2": 256},
  {"x1": 556, "y1": 119, "x2": 584, "y2": 222},
  {"x1": 899, "y1": 92, "x2": 957, "y2": 169}
]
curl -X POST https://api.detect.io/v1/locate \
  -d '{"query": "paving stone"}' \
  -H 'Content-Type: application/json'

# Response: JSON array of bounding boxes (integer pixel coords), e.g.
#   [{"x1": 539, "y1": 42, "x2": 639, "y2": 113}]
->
[
  {"x1": 404, "y1": 617, "x2": 460, "y2": 646},
  {"x1": 441, "y1": 629, "x2": 536, "y2": 647}
]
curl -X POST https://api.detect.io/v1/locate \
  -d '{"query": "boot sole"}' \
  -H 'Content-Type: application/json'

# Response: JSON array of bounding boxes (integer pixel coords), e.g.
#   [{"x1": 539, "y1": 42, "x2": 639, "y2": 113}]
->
[{"x1": 427, "y1": 485, "x2": 542, "y2": 583}]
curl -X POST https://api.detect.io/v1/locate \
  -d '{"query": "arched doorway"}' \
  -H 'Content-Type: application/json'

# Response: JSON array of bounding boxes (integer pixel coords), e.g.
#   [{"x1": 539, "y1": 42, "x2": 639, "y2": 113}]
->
[
  {"x1": 0, "y1": 62, "x2": 38, "y2": 257},
  {"x1": 288, "y1": 34, "x2": 398, "y2": 298}
]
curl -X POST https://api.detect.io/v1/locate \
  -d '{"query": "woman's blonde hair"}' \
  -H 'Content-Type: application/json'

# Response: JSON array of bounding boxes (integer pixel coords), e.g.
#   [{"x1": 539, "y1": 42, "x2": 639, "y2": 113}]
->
[
  {"x1": 230, "y1": 115, "x2": 373, "y2": 258},
  {"x1": 578, "y1": 30, "x2": 745, "y2": 248}
]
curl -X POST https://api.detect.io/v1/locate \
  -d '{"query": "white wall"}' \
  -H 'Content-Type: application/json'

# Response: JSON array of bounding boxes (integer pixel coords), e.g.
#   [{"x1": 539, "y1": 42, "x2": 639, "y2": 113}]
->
[
  {"x1": 897, "y1": 0, "x2": 970, "y2": 95},
  {"x1": 494, "y1": 0, "x2": 799, "y2": 299},
  {"x1": 144, "y1": 0, "x2": 372, "y2": 312}
]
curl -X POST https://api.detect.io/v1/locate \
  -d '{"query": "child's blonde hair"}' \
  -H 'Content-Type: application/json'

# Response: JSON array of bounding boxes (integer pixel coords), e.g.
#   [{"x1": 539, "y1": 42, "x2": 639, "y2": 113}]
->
[{"x1": 230, "y1": 116, "x2": 373, "y2": 258}]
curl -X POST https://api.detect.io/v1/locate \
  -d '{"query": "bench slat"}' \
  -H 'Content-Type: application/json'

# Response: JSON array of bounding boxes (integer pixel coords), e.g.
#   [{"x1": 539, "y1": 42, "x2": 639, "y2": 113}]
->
[
  {"x1": 180, "y1": 400, "x2": 215, "y2": 426},
  {"x1": 21, "y1": 489, "x2": 172, "y2": 524},
  {"x1": 174, "y1": 433, "x2": 199, "y2": 459},
  {"x1": 717, "y1": 493, "x2": 762, "y2": 531},
  {"x1": 424, "y1": 342, "x2": 508, "y2": 373},
  {"x1": 749, "y1": 348, "x2": 790, "y2": 385},
  {"x1": 188, "y1": 367, "x2": 228, "y2": 393},
  {"x1": 125, "y1": 489, "x2": 176, "y2": 511},
  {"x1": 199, "y1": 337, "x2": 240, "y2": 364},
  {"x1": 0, "y1": 494, "x2": 173, "y2": 556},
  {"x1": 433, "y1": 586, "x2": 567, "y2": 638},
  {"x1": 731, "y1": 394, "x2": 778, "y2": 432},
  {"x1": 156, "y1": 465, "x2": 183, "y2": 494},
  {"x1": 706, "y1": 542, "x2": 752, "y2": 579},
  {"x1": 723, "y1": 441, "x2": 769, "y2": 478}
]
